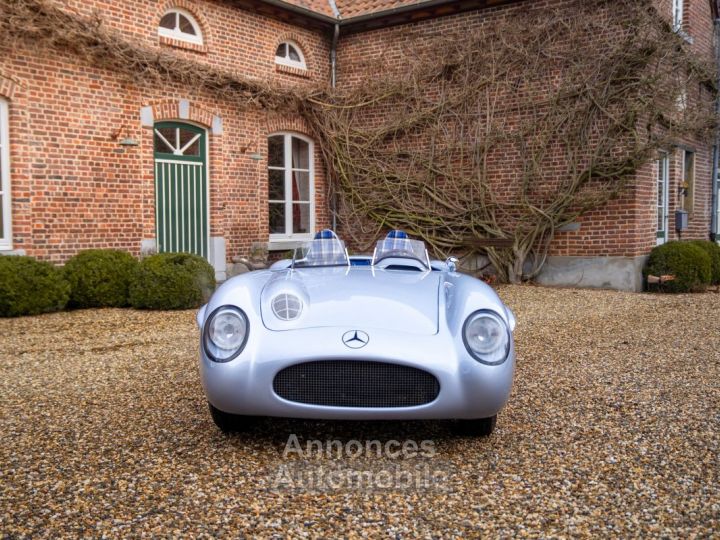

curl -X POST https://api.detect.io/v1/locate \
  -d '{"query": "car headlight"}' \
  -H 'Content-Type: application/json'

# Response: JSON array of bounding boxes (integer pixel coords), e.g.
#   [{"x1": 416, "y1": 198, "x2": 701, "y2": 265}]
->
[
  {"x1": 203, "y1": 306, "x2": 249, "y2": 362},
  {"x1": 462, "y1": 310, "x2": 510, "y2": 365}
]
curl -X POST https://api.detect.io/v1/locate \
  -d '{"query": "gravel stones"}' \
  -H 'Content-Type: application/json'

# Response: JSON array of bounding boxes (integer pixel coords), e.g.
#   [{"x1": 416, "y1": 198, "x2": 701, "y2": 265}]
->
[{"x1": 1, "y1": 286, "x2": 718, "y2": 537}]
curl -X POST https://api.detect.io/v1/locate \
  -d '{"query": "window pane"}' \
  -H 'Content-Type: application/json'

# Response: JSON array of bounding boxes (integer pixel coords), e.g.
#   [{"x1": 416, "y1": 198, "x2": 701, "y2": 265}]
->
[
  {"x1": 292, "y1": 203, "x2": 311, "y2": 234},
  {"x1": 269, "y1": 203, "x2": 286, "y2": 234},
  {"x1": 154, "y1": 127, "x2": 176, "y2": 154},
  {"x1": 179, "y1": 129, "x2": 200, "y2": 156},
  {"x1": 288, "y1": 45, "x2": 301, "y2": 62},
  {"x1": 275, "y1": 43, "x2": 287, "y2": 58},
  {"x1": 291, "y1": 137, "x2": 309, "y2": 169},
  {"x1": 184, "y1": 138, "x2": 200, "y2": 156},
  {"x1": 684, "y1": 151, "x2": 694, "y2": 181},
  {"x1": 160, "y1": 12, "x2": 176, "y2": 29},
  {"x1": 684, "y1": 150, "x2": 694, "y2": 210},
  {"x1": 268, "y1": 135, "x2": 284, "y2": 167},
  {"x1": 0, "y1": 195, "x2": 4, "y2": 239},
  {"x1": 269, "y1": 169, "x2": 285, "y2": 201},
  {"x1": 292, "y1": 171, "x2": 310, "y2": 202},
  {"x1": 179, "y1": 14, "x2": 196, "y2": 35}
]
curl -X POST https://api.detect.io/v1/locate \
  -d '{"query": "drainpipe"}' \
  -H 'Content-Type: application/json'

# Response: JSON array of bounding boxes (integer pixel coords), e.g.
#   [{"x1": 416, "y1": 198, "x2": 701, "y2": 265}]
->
[
  {"x1": 712, "y1": 18, "x2": 720, "y2": 241},
  {"x1": 331, "y1": 21, "x2": 340, "y2": 88},
  {"x1": 330, "y1": 21, "x2": 340, "y2": 232}
]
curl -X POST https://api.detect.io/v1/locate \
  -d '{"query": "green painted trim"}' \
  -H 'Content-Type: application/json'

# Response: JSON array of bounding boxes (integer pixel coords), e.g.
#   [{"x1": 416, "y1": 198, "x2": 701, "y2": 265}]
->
[
  {"x1": 153, "y1": 121, "x2": 206, "y2": 163},
  {"x1": 153, "y1": 122, "x2": 208, "y2": 259}
]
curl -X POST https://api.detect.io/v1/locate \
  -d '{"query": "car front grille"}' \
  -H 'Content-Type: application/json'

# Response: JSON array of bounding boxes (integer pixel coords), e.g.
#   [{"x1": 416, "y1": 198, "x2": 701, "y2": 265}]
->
[{"x1": 273, "y1": 360, "x2": 440, "y2": 408}]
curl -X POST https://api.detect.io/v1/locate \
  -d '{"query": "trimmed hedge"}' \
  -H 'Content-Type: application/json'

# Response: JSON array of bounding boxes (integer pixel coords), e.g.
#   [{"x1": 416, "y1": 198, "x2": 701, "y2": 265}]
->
[
  {"x1": 0, "y1": 256, "x2": 70, "y2": 317},
  {"x1": 688, "y1": 240, "x2": 720, "y2": 285},
  {"x1": 129, "y1": 252, "x2": 216, "y2": 310},
  {"x1": 643, "y1": 241, "x2": 712, "y2": 293},
  {"x1": 64, "y1": 249, "x2": 138, "y2": 308}
]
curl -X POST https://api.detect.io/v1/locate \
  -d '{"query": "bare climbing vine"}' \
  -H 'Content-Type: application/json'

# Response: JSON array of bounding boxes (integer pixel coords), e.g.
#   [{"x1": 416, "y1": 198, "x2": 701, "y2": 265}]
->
[
  {"x1": 1, "y1": 0, "x2": 717, "y2": 281},
  {"x1": 302, "y1": 0, "x2": 717, "y2": 281}
]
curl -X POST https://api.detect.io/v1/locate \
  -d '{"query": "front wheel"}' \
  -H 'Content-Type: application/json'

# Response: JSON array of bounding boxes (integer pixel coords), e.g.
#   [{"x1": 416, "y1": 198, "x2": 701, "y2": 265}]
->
[
  {"x1": 208, "y1": 403, "x2": 255, "y2": 433},
  {"x1": 451, "y1": 415, "x2": 497, "y2": 437}
]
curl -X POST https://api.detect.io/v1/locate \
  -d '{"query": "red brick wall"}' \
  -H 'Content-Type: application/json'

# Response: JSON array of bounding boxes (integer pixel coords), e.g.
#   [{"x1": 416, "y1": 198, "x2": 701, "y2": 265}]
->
[
  {"x1": 336, "y1": 0, "x2": 717, "y2": 258},
  {"x1": 58, "y1": 0, "x2": 330, "y2": 84},
  {"x1": 648, "y1": 0, "x2": 717, "y2": 247},
  {"x1": 1, "y1": 0, "x2": 716, "y2": 265},
  {"x1": 0, "y1": 0, "x2": 332, "y2": 263}
]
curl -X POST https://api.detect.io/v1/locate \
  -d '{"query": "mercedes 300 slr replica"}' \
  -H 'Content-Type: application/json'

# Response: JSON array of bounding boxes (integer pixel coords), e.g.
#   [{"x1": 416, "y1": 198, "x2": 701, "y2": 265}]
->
[{"x1": 197, "y1": 230, "x2": 516, "y2": 436}]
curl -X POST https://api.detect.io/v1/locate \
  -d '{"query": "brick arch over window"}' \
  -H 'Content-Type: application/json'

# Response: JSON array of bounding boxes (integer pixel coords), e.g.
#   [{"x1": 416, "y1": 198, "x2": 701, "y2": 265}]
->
[
  {"x1": 273, "y1": 34, "x2": 314, "y2": 79},
  {"x1": 150, "y1": 100, "x2": 217, "y2": 131},
  {"x1": 0, "y1": 75, "x2": 17, "y2": 100},
  {"x1": 156, "y1": 0, "x2": 212, "y2": 52},
  {"x1": 265, "y1": 115, "x2": 313, "y2": 138}
]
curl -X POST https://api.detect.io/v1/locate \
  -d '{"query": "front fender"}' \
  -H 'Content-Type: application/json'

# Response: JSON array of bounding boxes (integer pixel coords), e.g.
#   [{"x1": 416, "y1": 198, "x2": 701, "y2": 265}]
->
[
  {"x1": 443, "y1": 273, "x2": 514, "y2": 334},
  {"x1": 196, "y1": 304, "x2": 207, "y2": 328}
]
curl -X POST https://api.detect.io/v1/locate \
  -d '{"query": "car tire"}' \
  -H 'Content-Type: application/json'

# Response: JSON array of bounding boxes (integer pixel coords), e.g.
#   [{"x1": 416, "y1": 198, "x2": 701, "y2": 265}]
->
[
  {"x1": 208, "y1": 403, "x2": 255, "y2": 433},
  {"x1": 452, "y1": 415, "x2": 497, "y2": 437}
]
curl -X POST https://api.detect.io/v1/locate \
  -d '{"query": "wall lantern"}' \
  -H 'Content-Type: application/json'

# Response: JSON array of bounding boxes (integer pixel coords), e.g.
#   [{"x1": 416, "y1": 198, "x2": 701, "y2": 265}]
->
[
  {"x1": 112, "y1": 123, "x2": 139, "y2": 148},
  {"x1": 249, "y1": 152, "x2": 263, "y2": 161}
]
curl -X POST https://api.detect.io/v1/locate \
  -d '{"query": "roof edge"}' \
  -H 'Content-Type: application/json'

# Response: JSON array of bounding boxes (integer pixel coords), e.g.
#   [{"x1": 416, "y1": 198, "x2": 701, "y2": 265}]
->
[
  {"x1": 338, "y1": 0, "x2": 527, "y2": 33},
  {"x1": 250, "y1": 0, "x2": 338, "y2": 24},
  {"x1": 254, "y1": 0, "x2": 720, "y2": 31},
  {"x1": 259, "y1": 0, "x2": 529, "y2": 29}
]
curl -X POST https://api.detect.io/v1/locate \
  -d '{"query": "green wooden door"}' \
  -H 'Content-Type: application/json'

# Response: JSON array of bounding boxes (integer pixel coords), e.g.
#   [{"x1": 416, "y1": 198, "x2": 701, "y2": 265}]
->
[{"x1": 153, "y1": 122, "x2": 208, "y2": 258}]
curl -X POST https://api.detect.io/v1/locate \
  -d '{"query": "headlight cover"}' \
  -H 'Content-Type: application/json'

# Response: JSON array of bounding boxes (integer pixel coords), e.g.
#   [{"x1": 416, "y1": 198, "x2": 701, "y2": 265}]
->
[
  {"x1": 203, "y1": 306, "x2": 249, "y2": 362},
  {"x1": 462, "y1": 310, "x2": 510, "y2": 365}
]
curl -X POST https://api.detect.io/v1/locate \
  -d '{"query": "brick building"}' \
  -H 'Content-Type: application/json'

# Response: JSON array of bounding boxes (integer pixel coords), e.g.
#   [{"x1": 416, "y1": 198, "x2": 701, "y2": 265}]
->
[{"x1": 0, "y1": 0, "x2": 718, "y2": 289}]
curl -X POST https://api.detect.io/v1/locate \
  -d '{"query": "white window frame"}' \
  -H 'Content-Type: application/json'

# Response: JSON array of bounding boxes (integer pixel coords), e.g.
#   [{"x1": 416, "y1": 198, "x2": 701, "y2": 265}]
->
[
  {"x1": 275, "y1": 41, "x2": 307, "y2": 70},
  {"x1": 268, "y1": 133, "x2": 315, "y2": 242},
  {"x1": 657, "y1": 152, "x2": 669, "y2": 245},
  {"x1": 158, "y1": 8, "x2": 203, "y2": 46},
  {"x1": 715, "y1": 164, "x2": 720, "y2": 237},
  {"x1": 672, "y1": 0, "x2": 684, "y2": 32},
  {"x1": 0, "y1": 99, "x2": 11, "y2": 250}
]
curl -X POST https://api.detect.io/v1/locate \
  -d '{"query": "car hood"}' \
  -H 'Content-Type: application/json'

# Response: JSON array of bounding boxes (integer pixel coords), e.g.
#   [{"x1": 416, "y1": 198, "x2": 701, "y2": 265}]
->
[{"x1": 260, "y1": 267, "x2": 441, "y2": 335}]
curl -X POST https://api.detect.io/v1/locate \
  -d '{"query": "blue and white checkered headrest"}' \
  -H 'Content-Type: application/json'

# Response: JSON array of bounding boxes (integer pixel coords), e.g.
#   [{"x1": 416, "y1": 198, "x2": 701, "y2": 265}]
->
[
  {"x1": 306, "y1": 230, "x2": 347, "y2": 265},
  {"x1": 381, "y1": 230, "x2": 413, "y2": 252},
  {"x1": 386, "y1": 230, "x2": 409, "y2": 239},
  {"x1": 314, "y1": 229, "x2": 339, "y2": 240}
]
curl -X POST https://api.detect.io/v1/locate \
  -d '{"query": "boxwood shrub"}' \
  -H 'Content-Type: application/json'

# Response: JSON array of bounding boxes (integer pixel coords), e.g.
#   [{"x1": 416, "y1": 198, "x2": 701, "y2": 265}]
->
[
  {"x1": 643, "y1": 241, "x2": 712, "y2": 293},
  {"x1": 129, "y1": 252, "x2": 216, "y2": 310},
  {"x1": 64, "y1": 249, "x2": 138, "y2": 308},
  {"x1": 0, "y1": 256, "x2": 70, "y2": 317},
  {"x1": 688, "y1": 240, "x2": 720, "y2": 285}
]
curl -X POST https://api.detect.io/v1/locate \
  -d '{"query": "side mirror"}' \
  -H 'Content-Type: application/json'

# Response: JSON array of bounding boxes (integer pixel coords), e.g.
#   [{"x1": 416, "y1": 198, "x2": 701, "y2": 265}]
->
[{"x1": 446, "y1": 257, "x2": 459, "y2": 272}]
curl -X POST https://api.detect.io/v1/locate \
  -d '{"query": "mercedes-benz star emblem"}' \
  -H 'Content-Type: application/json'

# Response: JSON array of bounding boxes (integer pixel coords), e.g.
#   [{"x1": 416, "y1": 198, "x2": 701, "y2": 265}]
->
[{"x1": 342, "y1": 330, "x2": 369, "y2": 349}]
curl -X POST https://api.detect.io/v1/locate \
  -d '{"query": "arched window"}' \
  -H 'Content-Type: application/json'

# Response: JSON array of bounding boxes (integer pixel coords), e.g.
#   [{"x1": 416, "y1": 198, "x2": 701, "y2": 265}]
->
[
  {"x1": 275, "y1": 41, "x2": 306, "y2": 70},
  {"x1": 158, "y1": 8, "x2": 203, "y2": 45},
  {"x1": 268, "y1": 133, "x2": 314, "y2": 239}
]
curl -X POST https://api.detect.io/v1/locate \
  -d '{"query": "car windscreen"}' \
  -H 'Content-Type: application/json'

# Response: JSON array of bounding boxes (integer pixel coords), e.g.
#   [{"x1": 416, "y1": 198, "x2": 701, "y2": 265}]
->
[
  {"x1": 292, "y1": 238, "x2": 350, "y2": 268},
  {"x1": 372, "y1": 237, "x2": 430, "y2": 269}
]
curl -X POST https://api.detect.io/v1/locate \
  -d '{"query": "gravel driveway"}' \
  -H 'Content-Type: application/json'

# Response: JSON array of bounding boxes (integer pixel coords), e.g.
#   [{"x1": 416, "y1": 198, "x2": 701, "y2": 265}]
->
[{"x1": 1, "y1": 286, "x2": 718, "y2": 537}]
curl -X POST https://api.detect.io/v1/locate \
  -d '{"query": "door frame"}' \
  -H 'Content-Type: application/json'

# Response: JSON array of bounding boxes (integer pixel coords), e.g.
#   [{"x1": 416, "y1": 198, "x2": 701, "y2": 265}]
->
[
  {"x1": 153, "y1": 120, "x2": 210, "y2": 258},
  {"x1": 657, "y1": 152, "x2": 670, "y2": 245}
]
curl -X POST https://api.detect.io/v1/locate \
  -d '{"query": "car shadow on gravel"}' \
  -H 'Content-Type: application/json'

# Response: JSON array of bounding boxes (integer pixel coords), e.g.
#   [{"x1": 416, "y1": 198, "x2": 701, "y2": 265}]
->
[{"x1": 212, "y1": 417, "x2": 472, "y2": 446}]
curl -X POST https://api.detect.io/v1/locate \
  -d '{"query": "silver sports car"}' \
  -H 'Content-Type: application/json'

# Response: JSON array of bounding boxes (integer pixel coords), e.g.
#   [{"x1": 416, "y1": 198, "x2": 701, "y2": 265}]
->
[{"x1": 197, "y1": 230, "x2": 516, "y2": 436}]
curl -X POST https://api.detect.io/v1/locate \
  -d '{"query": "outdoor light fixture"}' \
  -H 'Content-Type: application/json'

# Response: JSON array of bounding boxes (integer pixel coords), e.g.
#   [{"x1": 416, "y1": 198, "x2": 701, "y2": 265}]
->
[
  {"x1": 112, "y1": 123, "x2": 139, "y2": 147},
  {"x1": 249, "y1": 152, "x2": 263, "y2": 161}
]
